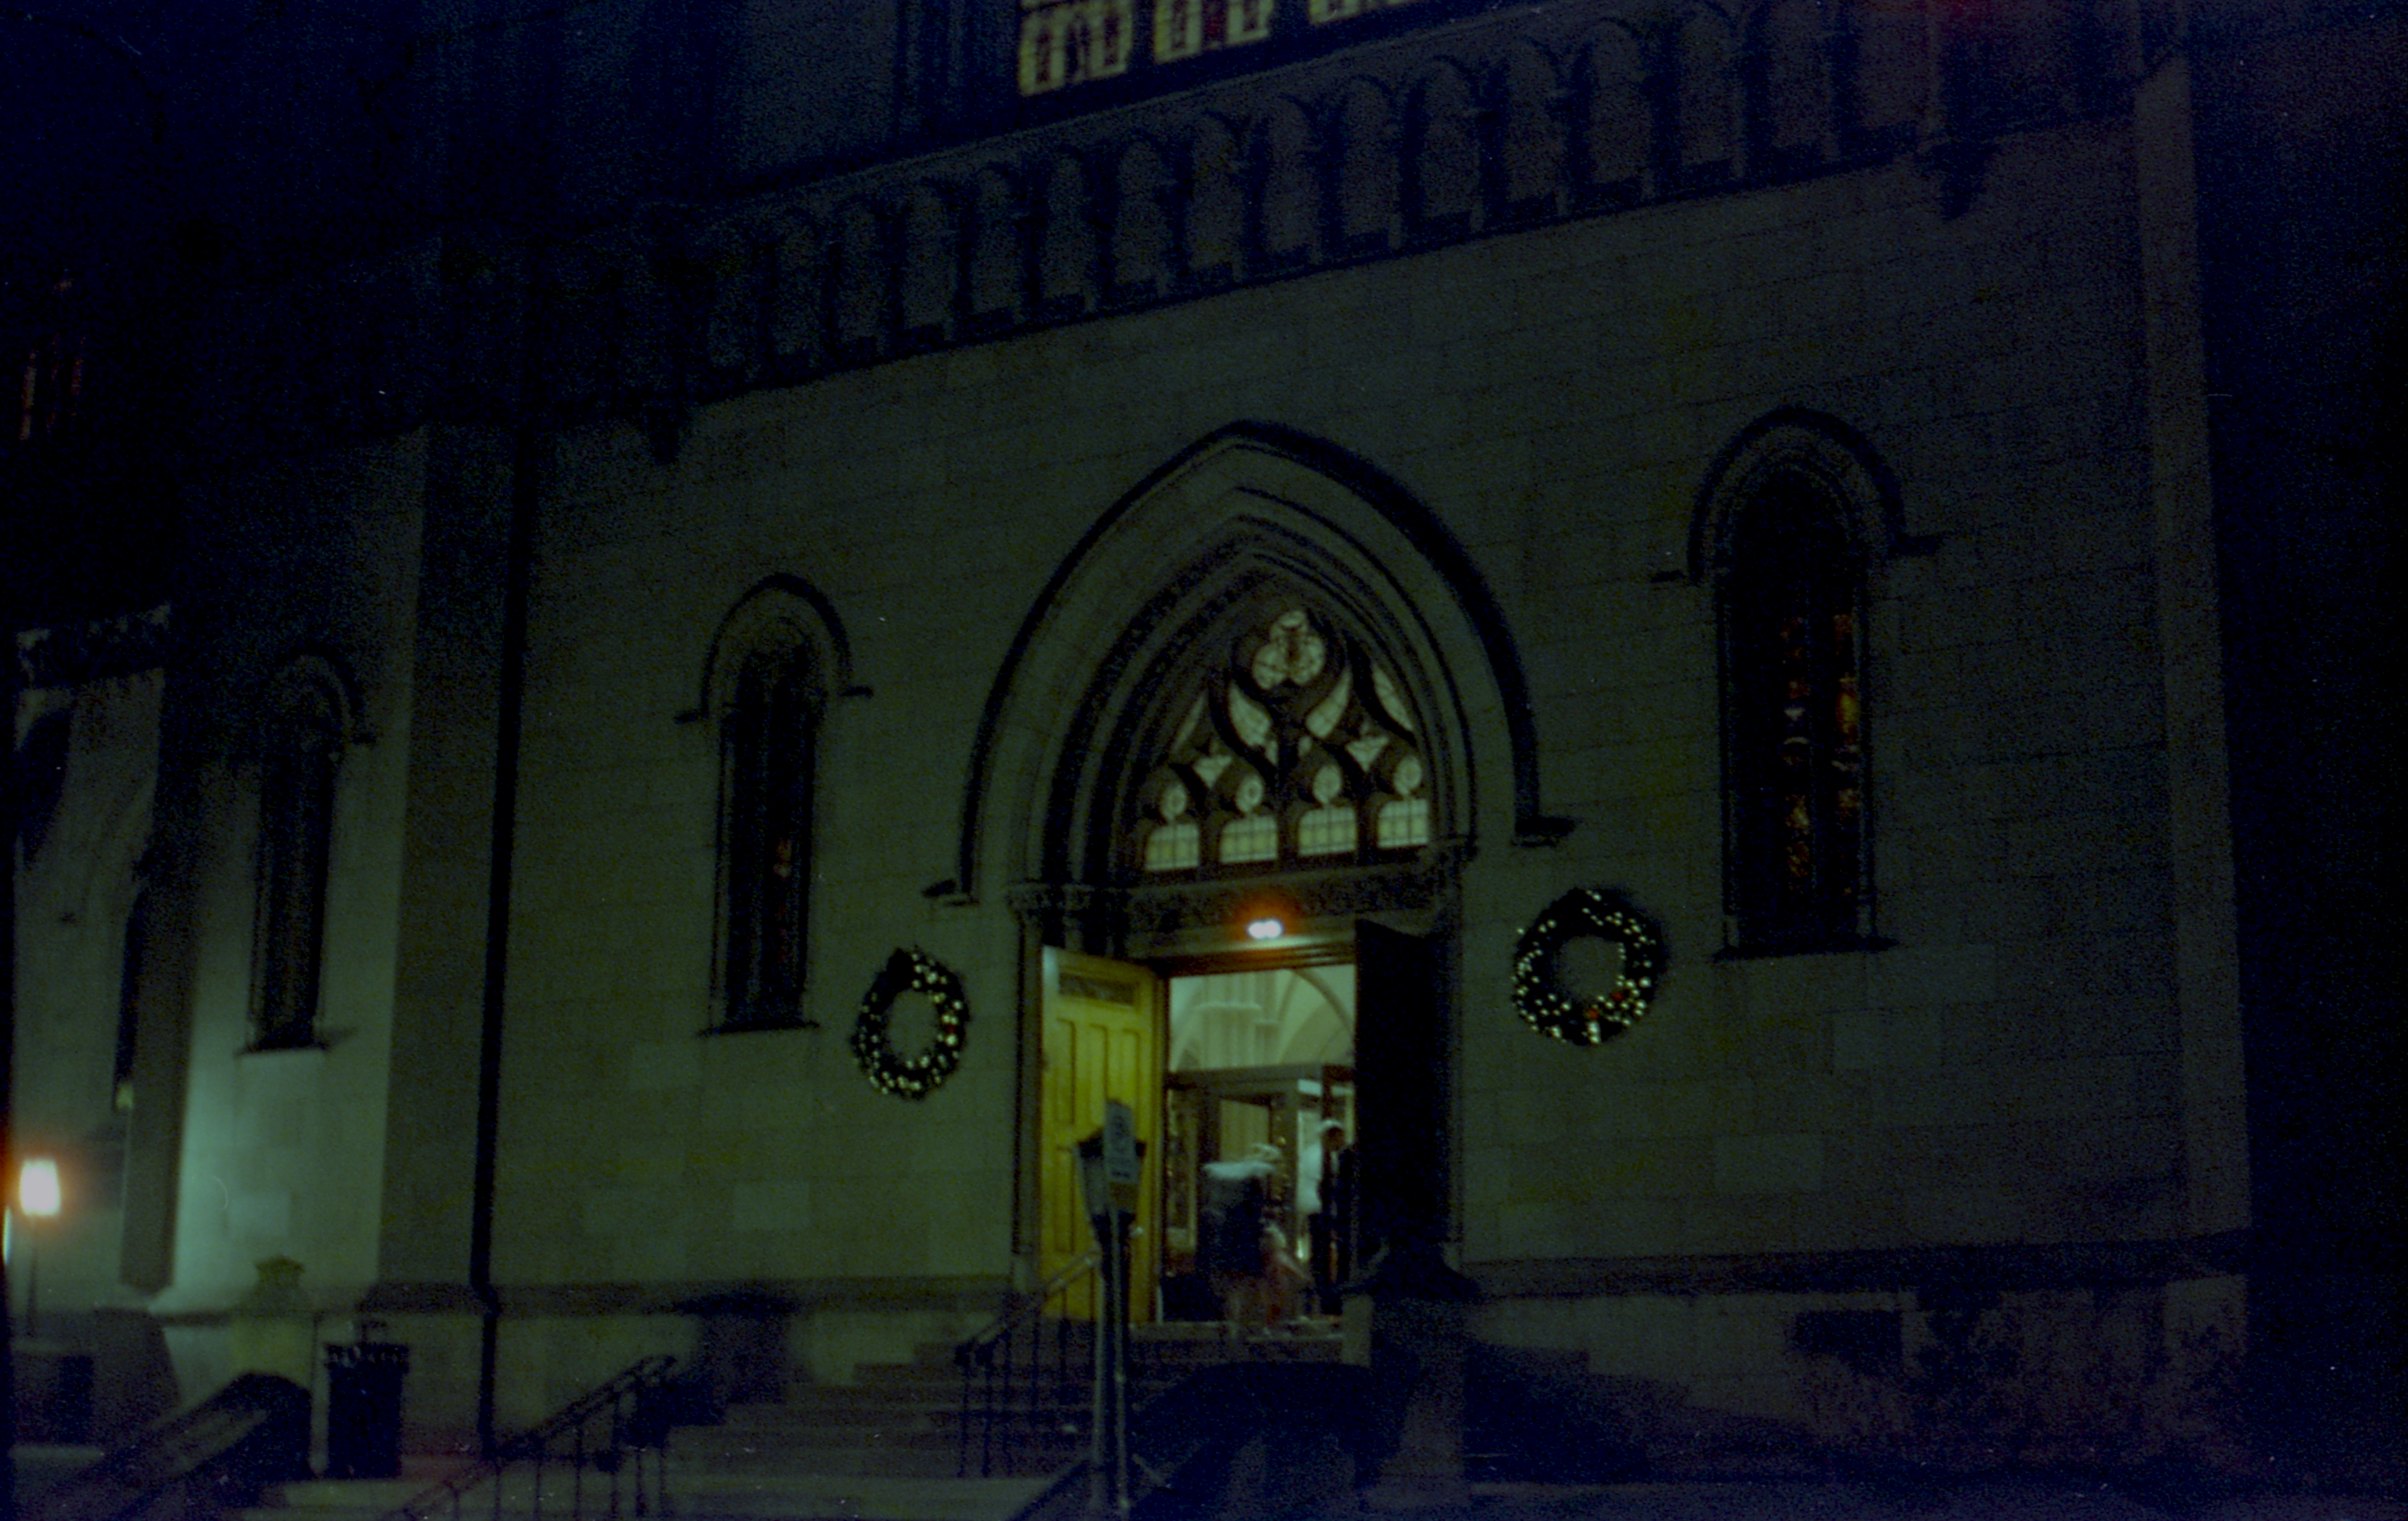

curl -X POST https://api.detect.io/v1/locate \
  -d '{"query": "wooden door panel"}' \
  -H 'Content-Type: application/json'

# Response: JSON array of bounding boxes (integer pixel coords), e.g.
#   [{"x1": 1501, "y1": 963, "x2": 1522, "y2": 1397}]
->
[
  {"x1": 1039, "y1": 947, "x2": 1163, "y2": 1320},
  {"x1": 1354, "y1": 919, "x2": 1448, "y2": 1258}
]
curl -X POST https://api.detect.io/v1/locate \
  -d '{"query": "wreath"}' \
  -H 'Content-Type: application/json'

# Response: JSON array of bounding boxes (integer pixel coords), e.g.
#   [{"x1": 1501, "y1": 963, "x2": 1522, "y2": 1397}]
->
[
  {"x1": 851, "y1": 949, "x2": 971, "y2": 1098},
  {"x1": 1512, "y1": 889, "x2": 1667, "y2": 1045}
]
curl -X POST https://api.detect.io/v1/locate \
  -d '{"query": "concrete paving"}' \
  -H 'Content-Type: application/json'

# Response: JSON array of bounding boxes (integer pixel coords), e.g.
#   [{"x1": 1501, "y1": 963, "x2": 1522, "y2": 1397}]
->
[{"x1": 1343, "y1": 1479, "x2": 2408, "y2": 1521}]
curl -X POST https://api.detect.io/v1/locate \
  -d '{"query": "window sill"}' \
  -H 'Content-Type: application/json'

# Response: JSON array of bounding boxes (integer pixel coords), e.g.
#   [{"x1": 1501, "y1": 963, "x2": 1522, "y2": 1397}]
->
[
  {"x1": 237, "y1": 1040, "x2": 330, "y2": 1063},
  {"x1": 700, "y1": 1017, "x2": 818, "y2": 1037},
  {"x1": 1712, "y1": 935, "x2": 1895, "y2": 963},
  {"x1": 239, "y1": 1038, "x2": 329, "y2": 1058}
]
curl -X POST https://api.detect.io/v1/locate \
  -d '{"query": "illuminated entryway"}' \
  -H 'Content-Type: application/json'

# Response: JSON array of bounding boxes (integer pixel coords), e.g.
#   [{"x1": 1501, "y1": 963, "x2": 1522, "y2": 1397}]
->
[
  {"x1": 978, "y1": 430, "x2": 1548, "y2": 1330},
  {"x1": 1034, "y1": 952, "x2": 1362, "y2": 1324},
  {"x1": 1032, "y1": 919, "x2": 1453, "y2": 1327},
  {"x1": 1159, "y1": 963, "x2": 1356, "y2": 1322},
  {"x1": 1028, "y1": 586, "x2": 1458, "y2": 1317}
]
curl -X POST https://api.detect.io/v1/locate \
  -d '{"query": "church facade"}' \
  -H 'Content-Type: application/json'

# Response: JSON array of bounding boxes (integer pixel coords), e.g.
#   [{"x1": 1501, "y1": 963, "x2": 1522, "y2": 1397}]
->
[{"x1": 7, "y1": 0, "x2": 2396, "y2": 1471}]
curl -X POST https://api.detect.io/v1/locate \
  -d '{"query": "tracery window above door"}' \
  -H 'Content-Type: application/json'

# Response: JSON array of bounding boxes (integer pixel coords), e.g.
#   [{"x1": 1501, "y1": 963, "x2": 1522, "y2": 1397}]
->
[
  {"x1": 1018, "y1": 0, "x2": 1432, "y2": 96},
  {"x1": 1129, "y1": 604, "x2": 1433, "y2": 876}
]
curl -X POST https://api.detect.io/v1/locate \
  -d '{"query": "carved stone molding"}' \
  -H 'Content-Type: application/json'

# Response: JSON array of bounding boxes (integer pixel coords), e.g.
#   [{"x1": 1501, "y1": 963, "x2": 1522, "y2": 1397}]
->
[{"x1": 225, "y1": 0, "x2": 2148, "y2": 456}]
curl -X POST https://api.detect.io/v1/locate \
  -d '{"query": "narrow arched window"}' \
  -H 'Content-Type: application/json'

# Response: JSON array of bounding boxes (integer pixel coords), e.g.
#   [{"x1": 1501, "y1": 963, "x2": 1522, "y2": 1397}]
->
[
  {"x1": 13, "y1": 269, "x2": 90, "y2": 450},
  {"x1": 1719, "y1": 469, "x2": 1868, "y2": 951},
  {"x1": 251, "y1": 664, "x2": 346, "y2": 1050},
  {"x1": 719, "y1": 645, "x2": 821, "y2": 1027}
]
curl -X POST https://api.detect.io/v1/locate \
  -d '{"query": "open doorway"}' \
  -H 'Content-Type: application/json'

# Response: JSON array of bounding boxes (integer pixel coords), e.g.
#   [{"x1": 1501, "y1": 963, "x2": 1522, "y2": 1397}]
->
[
  {"x1": 1157, "y1": 965, "x2": 1356, "y2": 1328},
  {"x1": 1035, "y1": 923, "x2": 1441, "y2": 1330}
]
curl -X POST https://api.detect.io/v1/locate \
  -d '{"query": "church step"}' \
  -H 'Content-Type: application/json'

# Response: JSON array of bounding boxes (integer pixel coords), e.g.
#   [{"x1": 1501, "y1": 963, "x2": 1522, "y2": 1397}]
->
[
  {"x1": 232, "y1": 1459, "x2": 652, "y2": 1521},
  {"x1": 227, "y1": 1329, "x2": 1341, "y2": 1521},
  {"x1": 693, "y1": 1410, "x2": 1090, "y2": 1446},
  {"x1": 676, "y1": 1438, "x2": 1086, "y2": 1478},
  {"x1": 667, "y1": 1470, "x2": 1054, "y2": 1520},
  {"x1": 232, "y1": 1444, "x2": 1065, "y2": 1520}
]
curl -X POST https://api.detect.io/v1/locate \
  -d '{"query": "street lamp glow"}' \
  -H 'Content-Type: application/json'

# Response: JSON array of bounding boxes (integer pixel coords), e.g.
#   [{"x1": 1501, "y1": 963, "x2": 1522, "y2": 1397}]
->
[
  {"x1": 20, "y1": 1156, "x2": 62, "y2": 1218},
  {"x1": 1246, "y1": 917, "x2": 1285, "y2": 941}
]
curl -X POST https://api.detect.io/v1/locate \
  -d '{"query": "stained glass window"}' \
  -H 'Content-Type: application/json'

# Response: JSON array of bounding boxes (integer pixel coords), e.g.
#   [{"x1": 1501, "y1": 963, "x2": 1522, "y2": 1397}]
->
[
  {"x1": 14, "y1": 271, "x2": 87, "y2": 448},
  {"x1": 1129, "y1": 605, "x2": 1432, "y2": 876},
  {"x1": 1019, "y1": 0, "x2": 1430, "y2": 95},
  {"x1": 722, "y1": 649, "x2": 819, "y2": 1026},
  {"x1": 1020, "y1": 0, "x2": 1139, "y2": 92},
  {"x1": 251, "y1": 667, "x2": 344, "y2": 1051},
  {"x1": 1720, "y1": 472, "x2": 1867, "y2": 950}
]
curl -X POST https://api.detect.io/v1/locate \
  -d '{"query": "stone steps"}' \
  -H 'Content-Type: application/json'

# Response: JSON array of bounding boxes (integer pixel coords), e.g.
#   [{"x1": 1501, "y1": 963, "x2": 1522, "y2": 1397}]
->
[{"x1": 226, "y1": 1323, "x2": 1343, "y2": 1521}]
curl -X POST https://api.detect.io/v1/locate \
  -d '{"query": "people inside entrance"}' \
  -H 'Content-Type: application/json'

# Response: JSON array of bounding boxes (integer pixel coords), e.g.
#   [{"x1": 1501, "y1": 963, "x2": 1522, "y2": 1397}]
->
[
  {"x1": 1197, "y1": 1142, "x2": 1325, "y2": 1336},
  {"x1": 1300, "y1": 1119, "x2": 1355, "y2": 1315},
  {"x1": 1198, "y1": 1145, "x2": 1279, "y2": 1333}
]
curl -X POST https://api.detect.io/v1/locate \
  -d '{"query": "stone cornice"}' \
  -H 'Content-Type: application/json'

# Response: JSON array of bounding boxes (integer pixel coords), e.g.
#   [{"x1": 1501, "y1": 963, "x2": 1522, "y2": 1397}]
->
[{"x1": 178, "y1": 0, "x2": 2160, "y2": 465}]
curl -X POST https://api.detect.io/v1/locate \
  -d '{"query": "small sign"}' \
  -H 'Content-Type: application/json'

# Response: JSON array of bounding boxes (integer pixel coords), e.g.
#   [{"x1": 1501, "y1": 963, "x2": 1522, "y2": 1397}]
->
[{"x1": 1103, "y1": 1101, "x2": 1140, "y2": 1185}]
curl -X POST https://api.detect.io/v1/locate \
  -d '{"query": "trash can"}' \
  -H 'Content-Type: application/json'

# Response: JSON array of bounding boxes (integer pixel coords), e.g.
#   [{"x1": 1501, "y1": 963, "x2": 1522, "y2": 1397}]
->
[{"x1": 325, "y1": 1339, "x2": 409, "y2": 1479}]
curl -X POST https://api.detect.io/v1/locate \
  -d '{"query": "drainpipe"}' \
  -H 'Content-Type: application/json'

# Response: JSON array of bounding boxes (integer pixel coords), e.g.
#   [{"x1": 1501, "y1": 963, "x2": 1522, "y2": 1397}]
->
[
  {"x1": 3, "y1": 604, "x2": 21, "y2": 1518},
  {"x1": 468, "y1": 421, "x2": 540, "y2": 1457}
]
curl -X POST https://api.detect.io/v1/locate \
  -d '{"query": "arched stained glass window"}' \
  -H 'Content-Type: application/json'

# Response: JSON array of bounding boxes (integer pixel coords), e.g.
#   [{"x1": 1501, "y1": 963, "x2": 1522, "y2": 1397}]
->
[
  {"x1": 720, "y1": 646, "x2": 820, "y2": 1027},
  {"x1": 251, "y1": 663, "x2": 346, "y2": 1051},
  {"x1": 1719, "y1": 470, "x2": 1868, "y2": 950},
  {"x1": 1129, "y1": 604, "x2": 1432, "y2": 875},
  {"x1": 14, "y1": 270, "x2": 90, "y2": 449},
  {"x1": 1015, "y1": 0, "x2": 1439, "y2": 96}
]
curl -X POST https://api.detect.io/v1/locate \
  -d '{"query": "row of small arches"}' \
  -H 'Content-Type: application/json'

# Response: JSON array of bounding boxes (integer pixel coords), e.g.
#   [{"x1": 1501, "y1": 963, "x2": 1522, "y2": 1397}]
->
[
  {"x1": 621, "y1": 0, "x2": 1962, "y2": 398},
  {"x1": 264, "y1": 0, "x2": 2132, "y2": 446}
]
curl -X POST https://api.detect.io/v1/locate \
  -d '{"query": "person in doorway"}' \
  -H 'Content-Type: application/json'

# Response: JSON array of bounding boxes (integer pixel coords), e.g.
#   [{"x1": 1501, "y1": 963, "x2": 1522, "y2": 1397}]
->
[
  {"x1": 1303, "y1": 1121, "x2": 1355, "y2": 1315},
  {"x1": 1197, "y1": 1145, "x2": 1278, "y2": 1337},
  {"x1": 1258, "y1": 1215, "x2": 1314, "y2": 1331}
]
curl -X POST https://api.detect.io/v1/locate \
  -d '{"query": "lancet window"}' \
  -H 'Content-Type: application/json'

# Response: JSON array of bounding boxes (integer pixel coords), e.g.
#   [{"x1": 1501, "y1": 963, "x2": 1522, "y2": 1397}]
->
[
  {"x1": 1130, "y1": 604, "x2": 1432, "y2": 876},
  {"x1": 13, "y1": 270, "x2": 90, "y2": 450},
  {"x1": 720, "y1": 646, "x2": 820, "y2": 1027},
  {"x1": 1719, "y1": 470, "x2": 1869, "y2": 950},
  {"x1": 251, "y1": 663, "x2": 346, "y2": 1051}
]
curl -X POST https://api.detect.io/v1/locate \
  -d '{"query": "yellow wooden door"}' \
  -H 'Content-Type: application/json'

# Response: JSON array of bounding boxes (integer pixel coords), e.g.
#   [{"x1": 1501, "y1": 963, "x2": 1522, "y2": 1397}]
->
[{"x1": 1040, "y1": 947, "x2": 1163, "y2": 1323}]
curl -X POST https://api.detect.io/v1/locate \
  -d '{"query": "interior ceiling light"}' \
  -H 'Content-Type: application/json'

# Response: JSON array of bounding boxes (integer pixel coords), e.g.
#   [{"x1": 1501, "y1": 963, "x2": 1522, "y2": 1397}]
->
[{"x1": 20, "y1": 1159, "x2": 62, "y2": 1218}]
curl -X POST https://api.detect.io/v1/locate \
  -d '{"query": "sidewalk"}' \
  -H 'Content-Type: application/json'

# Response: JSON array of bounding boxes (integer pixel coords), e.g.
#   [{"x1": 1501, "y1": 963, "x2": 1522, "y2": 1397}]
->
[{"x1": 1347, "y1": 1478, "x2": 2408, "y2": 1521}]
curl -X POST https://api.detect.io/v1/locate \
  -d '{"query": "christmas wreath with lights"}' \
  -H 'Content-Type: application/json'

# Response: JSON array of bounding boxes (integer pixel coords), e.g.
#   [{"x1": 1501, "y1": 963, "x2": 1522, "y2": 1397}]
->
[
  {"x1": 1512, "y1": 888, "x2": 1666, "y2": 1046},
  {"x1": 851, "y1": 948, "x2": 971, "y2": 1098}
]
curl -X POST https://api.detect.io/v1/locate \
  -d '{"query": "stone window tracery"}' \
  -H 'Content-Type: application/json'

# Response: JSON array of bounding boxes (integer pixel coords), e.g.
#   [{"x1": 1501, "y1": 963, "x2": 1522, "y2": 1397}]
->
[{"x1": 1129, "y1": 604, "x2": 1432, "y2": 875}]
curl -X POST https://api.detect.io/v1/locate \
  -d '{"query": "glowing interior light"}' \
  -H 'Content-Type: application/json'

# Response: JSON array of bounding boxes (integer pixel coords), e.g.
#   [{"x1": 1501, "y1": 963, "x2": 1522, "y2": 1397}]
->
[
  {"x1": 20, "y1": 1158, "x2": 62, "y2": 1218},
  {"x1": 1246, "y1": 917, "x2": 1285, "y2": 942}
]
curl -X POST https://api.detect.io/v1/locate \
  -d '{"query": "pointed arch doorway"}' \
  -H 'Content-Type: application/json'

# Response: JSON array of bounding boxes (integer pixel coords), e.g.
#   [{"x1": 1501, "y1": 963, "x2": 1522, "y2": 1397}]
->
[
  {"x1": 1026, "y1": 589, "x2": 1460, "y2": 1325},
  {"x1": 969, "y1": 427, "x2": 1553, "y2": 1327}
]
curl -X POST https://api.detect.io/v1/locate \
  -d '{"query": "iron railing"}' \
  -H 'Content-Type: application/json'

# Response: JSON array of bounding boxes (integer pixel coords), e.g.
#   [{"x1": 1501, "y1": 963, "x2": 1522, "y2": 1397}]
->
[
  {"x1": 954, "y1": 1254, "x2": 1100, "y2": 1478},
  {"x1": 383, "y1": 1355, "x2": 677, "y2": 1521},
  {"x1": 20, "y1": 1371, "x2": 311, "y2": 1521}
]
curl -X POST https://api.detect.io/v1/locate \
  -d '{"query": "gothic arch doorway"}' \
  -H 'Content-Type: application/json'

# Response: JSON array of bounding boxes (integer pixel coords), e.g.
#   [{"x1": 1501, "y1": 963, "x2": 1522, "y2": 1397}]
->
[
  {"x1": 1027, "y1": 588, "x2": 1460, "y2": 1325},
  {"x1": 971, "y1": 427, "x2": 1544, "y2": 1313}
]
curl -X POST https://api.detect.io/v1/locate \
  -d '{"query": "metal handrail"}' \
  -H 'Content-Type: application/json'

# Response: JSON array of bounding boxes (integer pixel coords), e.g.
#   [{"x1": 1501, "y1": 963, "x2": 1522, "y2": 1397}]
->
[
  {"x1": 383, "y1": 1355, "x2": 677, "y2": 1521},
  {"x1": 20, "y1": 1372, "x2": 311, "y2": 1521},
  {"x1": 955, "y1": 1253, "x2": 1101, "y2": 1478}
]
